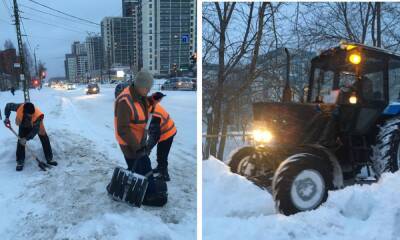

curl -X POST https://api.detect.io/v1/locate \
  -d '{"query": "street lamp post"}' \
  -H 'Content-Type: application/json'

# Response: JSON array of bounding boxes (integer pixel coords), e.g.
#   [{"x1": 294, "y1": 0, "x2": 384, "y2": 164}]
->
[{"x1": 34, "y1": 45, "x2": 39, "y2": 78}]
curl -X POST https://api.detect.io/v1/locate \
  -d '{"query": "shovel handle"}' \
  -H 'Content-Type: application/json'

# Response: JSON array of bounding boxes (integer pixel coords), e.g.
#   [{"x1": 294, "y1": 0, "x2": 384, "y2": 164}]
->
[{"x1": 8, "y1": 126, "x2": 45, "y2": 170}]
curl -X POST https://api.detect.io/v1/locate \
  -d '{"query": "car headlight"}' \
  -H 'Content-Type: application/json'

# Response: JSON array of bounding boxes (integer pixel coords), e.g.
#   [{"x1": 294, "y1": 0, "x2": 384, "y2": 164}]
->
[
  {"x1": 85, "y1": 88, "x2": 88, "y2": 92},
  {"x1": 252, "y1": 129, "x2": 273, "y2": 143},
  {"x1": 178, "y1": 82, "x2": 182, "y2": 86},
  {"x1": 93, "y1": 88, "x2": 97, "y2": 91}
]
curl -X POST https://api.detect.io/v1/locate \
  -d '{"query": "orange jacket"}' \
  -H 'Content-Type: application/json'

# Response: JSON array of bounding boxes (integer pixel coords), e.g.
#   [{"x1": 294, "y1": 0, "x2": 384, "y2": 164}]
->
[
  {"x1": 152, "y1": 104, "x2": 177, "y2": 142},
  {"x1": 114, "y1": 87, "x2": 149, "y2": 147},
  {"x1": 16, "y1": 104, "x2": 46, "y2": 135}
]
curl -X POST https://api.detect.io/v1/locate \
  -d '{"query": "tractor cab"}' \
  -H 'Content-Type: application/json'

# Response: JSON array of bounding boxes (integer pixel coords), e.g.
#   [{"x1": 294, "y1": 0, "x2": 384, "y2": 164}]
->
[{"x1": 307, "y1": 42, "x2": 400, "y2": 134}]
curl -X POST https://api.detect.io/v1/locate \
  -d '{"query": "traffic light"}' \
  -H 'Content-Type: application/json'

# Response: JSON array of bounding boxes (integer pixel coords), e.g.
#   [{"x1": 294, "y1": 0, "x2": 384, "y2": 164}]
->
[
  {"x1": 173, "y1": 63, "x2": 178, "y2": 72},
  {"x1": 41, "y1": 71, "x2": 47, "y2": 79}
]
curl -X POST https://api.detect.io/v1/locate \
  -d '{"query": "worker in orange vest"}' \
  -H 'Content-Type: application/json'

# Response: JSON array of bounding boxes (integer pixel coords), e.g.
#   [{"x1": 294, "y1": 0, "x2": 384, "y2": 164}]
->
[
  {"x1": 3, "y1": 102, "x2": 57, "y2": 171},
  {"x1": 114, "y1": 70, "x2": 167, "y2": 206},
  {"x1": 147, "y1": 92, "x2": 177, "y2": 181}
]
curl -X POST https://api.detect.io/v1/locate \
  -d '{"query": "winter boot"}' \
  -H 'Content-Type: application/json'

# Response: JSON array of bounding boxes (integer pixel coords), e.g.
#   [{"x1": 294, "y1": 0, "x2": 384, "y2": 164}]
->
[
  {"x1": 153, "y1": 166, "x2": 170, "y2": 182},
  {"x1": 16, "y1": 161, "x2": 24, "y2": 171},
  {"x1": 47, "y1": 159, "x2": 58, "y2": 166}
]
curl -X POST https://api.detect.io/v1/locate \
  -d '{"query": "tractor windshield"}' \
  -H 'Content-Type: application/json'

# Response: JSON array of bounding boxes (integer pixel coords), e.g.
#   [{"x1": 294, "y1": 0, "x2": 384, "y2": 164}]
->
[{"x1": 310, "y1": 53, "x2": 385, "y2": 104}]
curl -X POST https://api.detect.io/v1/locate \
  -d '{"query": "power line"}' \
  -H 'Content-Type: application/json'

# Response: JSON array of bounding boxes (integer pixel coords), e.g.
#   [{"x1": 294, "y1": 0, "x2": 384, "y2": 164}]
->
[
  {"x1": 27, "y1": 0, "x2": 100, "y2": 26},
  {"x1": 20, "y1": 4, "x2": 97, "y2": 28},
  {"x1": 20, "y1": 19, "x2": 33, "y2": 54},
  {"x1": 2, "y1": 0, "x2": 12, "y2": 17},
  {"x1": 23, "y1": 16, "x2": 88, "y2": 34}
]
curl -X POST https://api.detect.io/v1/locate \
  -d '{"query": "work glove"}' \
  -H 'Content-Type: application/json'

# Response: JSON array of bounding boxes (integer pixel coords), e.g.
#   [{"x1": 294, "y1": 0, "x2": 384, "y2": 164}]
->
[
  {"x1": 18, "y1": 138, "x2": 27, "y2": 146},
  {"x1": 4, "y1": 118, "x2": 11, "y2": 128}
]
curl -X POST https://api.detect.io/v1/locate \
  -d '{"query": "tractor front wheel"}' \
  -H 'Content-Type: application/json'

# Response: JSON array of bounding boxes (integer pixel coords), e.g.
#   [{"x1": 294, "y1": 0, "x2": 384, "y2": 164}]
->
[
  {"x1": 228, "y1": 146, "x2": 257, "y2": 177},
  {"x1": 272, "y1": 153, "x2": 333, "y2": 215}
]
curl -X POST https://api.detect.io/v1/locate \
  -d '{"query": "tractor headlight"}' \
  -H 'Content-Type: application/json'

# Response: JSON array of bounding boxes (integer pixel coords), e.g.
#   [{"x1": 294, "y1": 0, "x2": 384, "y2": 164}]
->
[
  {"x1": 349, "y1": 53, "x2": 362, "y2": 65},
  {"x1": 349, "y1": 93, "x2": 358, "y2": 104},
  {"x1": 253, "y1": 129, "x2": 273, "y2": 143}
]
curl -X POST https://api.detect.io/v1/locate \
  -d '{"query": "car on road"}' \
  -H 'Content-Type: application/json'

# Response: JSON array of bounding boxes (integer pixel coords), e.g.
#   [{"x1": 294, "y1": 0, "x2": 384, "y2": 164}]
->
[
  {"x1": 161, "y1": 77, "x2": 194, "y2": 91},
  {"x1": 66, "y1": 83, "x2": 76, "y2": 90},
  {"x1": 85, "y1": 83, "x2": 100, "y2": 94}
]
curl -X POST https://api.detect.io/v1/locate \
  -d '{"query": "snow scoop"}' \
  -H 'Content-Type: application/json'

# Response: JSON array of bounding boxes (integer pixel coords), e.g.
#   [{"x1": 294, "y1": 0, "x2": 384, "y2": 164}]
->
[
  {"x1": 107, "y1": 166, "x2": 150, "y2": 207},
  {"x1": 8, "y1": 126, "x2": 51, "y2": 171}
]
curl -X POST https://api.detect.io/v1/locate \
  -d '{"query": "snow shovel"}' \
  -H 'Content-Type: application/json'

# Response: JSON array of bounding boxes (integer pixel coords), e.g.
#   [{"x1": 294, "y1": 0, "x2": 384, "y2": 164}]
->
[
  {"x1": 8, "y1": 126, "x2": 51, "y2": 171},
  {"x1": 107, "y1": 164, "x2": 150, "y2": 207}
]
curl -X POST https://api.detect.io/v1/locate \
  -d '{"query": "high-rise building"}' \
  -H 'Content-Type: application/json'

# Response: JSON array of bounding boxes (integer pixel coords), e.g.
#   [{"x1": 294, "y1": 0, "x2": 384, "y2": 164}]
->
[
  {"x1": 76, "y1": 55, "x2": 89, "y2": 82},
  {"x1": 189, "y1": 0, "x2": 196, "y2": 55},
  {"x1": 71, "y1": 41, "x2": 87, "y2": 55},
  {"x1": 86, "y1": 35, "x2": 104, "y2": 78},
  {"x1": 101, "y1": 17, "x2": 136, "y2": 71},
  {"x1": 140, "y1": 0, "x2": 192, "y2": 76},
  {"x1": 64, "y1": 53, "x2": 77, "y2": 82},
  {"x1": 64, "y1": 41, "x2": 89, "y2": 83},
  {"x1": 122, "y1": 0, "x2": 140, "y2": 17}
]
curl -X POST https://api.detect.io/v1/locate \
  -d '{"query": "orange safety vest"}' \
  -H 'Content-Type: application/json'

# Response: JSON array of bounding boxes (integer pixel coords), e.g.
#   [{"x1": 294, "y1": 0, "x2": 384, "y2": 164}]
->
[
  {"x1": 16, "y1": 104, "x2": 46, "y2": 134},
  {"x1": 114, "y1": 87, "x2": 149, "y2": 146},
  {"x1": 152, "y1": 104, "x2": 177, "y2": 142}
]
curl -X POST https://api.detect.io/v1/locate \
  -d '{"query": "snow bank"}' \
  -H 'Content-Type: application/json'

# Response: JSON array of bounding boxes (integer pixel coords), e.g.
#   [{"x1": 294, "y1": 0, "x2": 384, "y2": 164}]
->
[{"x1": 203, "y1": 158, "x2": 400, "y2": 240}]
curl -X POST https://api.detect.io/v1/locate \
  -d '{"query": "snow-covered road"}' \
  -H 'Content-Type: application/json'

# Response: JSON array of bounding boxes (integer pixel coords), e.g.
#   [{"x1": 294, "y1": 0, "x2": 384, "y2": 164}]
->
[{"x1": 0, "y1": 86, "x2": 196, "y2": 240}]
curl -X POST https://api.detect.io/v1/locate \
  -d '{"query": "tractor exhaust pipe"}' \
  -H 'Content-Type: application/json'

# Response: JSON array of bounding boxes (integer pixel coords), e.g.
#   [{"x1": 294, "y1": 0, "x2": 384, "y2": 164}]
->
[{"x1": 282, "y1": 48, "x2": 292, "y2": 103}]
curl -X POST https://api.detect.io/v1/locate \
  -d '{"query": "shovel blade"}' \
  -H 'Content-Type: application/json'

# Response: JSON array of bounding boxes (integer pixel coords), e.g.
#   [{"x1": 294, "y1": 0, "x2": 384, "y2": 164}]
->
[{"x1": 108, "y1": 167, "x2": 148, "y2": 207}]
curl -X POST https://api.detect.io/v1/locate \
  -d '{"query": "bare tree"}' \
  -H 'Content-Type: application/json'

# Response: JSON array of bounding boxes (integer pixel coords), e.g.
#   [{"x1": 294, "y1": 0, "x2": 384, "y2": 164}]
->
[
  {"x1": 203, "y1": 2, "x2": 274, "y2": 159},
  {"x1": 4, "y1": 39, "x2": 15, "y2": 50}
]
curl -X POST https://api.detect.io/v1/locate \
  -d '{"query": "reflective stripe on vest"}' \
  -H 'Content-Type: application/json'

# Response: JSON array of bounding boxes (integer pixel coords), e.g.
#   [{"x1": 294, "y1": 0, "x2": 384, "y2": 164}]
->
[
  {"x1": 114, "y1": 87, "x2": 149, "y2": 146},
  {"x1": 153, "y1": 104, "x2": 177, "y2": 142},
  {"x1": 16, "y1": 104, "x2": 44, "y2": 125}
]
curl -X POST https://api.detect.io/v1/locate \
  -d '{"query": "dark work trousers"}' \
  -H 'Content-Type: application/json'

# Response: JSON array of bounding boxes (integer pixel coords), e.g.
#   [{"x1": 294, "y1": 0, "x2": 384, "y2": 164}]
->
[
  {"x1": 156, "y1": 135, "x2": 175, "y2": 170},
  {"x1": 16, "y1": 127, "x2": 53, "y2": 164},
  {"x1": 124, "y1": 154, "x2": 156, "y2": 195}
]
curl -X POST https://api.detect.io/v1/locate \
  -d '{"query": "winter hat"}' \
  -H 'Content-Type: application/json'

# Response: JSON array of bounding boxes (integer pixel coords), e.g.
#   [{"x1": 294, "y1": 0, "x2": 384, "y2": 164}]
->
[
  {"x1": 23, "y1": 102, "x2": 35, "y2": 114},
  {"x1": 135, "y1": 70, "x2": 154, "y2": 89},
  {"x1": 152, "y1": 92, "x2": 166, "y2": 101}
]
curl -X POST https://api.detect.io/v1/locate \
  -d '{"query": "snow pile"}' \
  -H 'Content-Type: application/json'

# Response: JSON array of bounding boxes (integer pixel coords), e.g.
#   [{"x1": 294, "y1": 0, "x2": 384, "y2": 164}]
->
[
  {"x1": 203, "y1": 157, "x2": 400, "y2": 240},
  {"x1": 0, "y1": 87, "x2": 196, "y2": 240}
]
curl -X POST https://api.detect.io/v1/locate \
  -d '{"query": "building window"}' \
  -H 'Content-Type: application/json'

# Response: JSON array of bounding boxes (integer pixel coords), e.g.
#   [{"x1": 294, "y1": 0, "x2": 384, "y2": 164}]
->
[
  {"x1": 149, "y1": 36, "x2": 152, "y2": 40},
  {"x1": 149, "y1": 4, "x2": 152, "y2": 8}
]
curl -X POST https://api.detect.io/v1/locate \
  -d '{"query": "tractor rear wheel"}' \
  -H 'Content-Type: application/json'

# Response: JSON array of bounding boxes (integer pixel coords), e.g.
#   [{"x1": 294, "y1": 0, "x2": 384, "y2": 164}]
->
[
  {"x1": 272, "y1": 153, "x2": 333, "y2": 215},
  {"x1": 372, "y1": 118, "x2": 400, "y2": 176}
]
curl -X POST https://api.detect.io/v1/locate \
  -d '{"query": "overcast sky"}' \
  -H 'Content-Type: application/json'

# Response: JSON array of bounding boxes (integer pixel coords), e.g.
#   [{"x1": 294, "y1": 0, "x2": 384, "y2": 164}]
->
[{"x1": 0, "y1": 0, "x2": 121, "y2": 79}]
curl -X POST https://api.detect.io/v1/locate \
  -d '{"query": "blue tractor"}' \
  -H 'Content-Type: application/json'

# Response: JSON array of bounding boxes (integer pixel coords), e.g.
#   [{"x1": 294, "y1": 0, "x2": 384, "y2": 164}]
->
[{"x1": 228, "y1": 42, "x2": 400, "y2": 215}]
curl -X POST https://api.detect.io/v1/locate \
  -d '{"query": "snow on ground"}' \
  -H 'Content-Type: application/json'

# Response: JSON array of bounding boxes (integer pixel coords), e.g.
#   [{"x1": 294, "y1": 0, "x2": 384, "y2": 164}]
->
[
  {"x1": 203, "y1": 157, "x2": 400, "y2": 240},
  {"x1": 0, "y1": 86, "x2": 196, "y2": 240}
]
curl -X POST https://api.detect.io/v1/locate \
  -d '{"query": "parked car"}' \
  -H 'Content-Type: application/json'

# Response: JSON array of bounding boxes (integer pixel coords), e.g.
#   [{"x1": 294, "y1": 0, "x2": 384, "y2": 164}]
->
[
  {"x1": 66, "y1": 83, "x2": 76, "y2": 90},
  {"x1": 85, "y1": 83, "x2": 100, "y2": 94},
  {"x1": 161, "y1": 77, "x2": 194, "y2": 91}
]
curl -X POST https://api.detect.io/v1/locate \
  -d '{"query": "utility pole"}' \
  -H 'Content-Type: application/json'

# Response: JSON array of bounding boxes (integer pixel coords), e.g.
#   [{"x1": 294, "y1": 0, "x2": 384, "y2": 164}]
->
[{"x1": 13, "y1": 0, "x2": 30, "y2": 102}]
